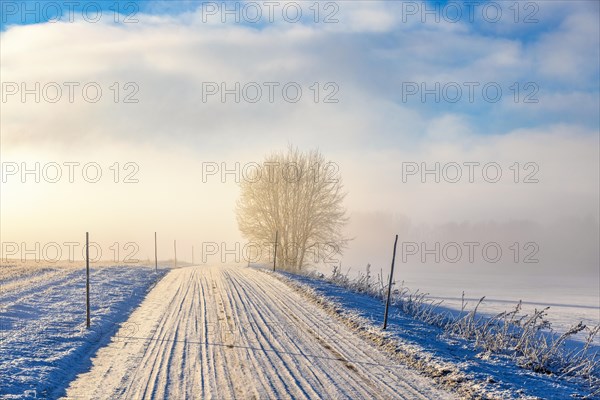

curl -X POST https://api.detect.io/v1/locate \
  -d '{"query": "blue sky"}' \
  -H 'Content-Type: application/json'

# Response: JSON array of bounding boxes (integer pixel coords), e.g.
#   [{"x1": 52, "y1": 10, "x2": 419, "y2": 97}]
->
[{"x1": 2, "y1": 0, "x2": 596, "y2": 134}]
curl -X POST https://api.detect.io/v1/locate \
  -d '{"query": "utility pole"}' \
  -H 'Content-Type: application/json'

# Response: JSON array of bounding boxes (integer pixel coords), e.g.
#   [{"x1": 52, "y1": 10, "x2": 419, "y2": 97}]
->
[
  {"x1": 192, "y1": 245, "x2": 194, "y2": 265},
  {"x1": 174, "y1": 240, "x2": 177, "y2": 268}
]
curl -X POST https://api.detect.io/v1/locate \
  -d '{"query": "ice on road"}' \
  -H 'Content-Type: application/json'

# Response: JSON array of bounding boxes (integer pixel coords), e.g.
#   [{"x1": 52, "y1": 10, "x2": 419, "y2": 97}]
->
[{"x1": 65, "y1": 266, "x2": 455, "y2": 399}]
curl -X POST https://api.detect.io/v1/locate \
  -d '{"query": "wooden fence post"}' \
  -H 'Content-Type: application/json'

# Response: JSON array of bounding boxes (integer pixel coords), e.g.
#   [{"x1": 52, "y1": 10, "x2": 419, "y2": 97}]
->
[
  {"x1": 383, "y1": 234, "x2": 399, "y2": 330},
  {"x1": 273, "y1": 230, "x2": 278, "y2": 271},
  {"x1": 154, "y1": 232, "x2": 158, "y2": 273},
  {"x1": 86, "y1": 232, "x2": 90, "y2": 329}
]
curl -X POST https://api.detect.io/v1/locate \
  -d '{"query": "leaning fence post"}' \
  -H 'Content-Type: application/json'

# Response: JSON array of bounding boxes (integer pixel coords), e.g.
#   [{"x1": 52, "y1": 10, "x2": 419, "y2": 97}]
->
[
  {"x1": 273, "y1": 230, "x2": 278, "y2": 271},
  {"x1": 86, "y1": 232, "x2": 91, "y2": 329},
  {"x1": 383, "y1": 234, "x2": 399, "y2": 330}
]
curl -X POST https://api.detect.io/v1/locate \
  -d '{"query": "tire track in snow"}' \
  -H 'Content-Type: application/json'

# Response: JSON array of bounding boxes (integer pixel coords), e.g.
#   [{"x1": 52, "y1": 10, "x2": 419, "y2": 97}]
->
[
  {"x1": 243, "y1": 271, "x2": 435, "y2": 399},
  {"x1": 63, "y1": 266, "x2": 456, "y2": 399},
  {"x1": 232, "y1": 269, "x2": 432, "y2": 400}
]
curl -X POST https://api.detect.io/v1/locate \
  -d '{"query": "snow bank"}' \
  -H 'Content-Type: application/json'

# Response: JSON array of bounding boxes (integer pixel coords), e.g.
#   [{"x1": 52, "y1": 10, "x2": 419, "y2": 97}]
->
[{"x1": 0, "y1": 265, "x2": 167, "y2": 399}]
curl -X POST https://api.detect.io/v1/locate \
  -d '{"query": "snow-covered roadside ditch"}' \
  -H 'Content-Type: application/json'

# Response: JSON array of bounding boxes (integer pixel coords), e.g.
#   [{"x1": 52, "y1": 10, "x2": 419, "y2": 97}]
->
[
  {"x1": 267, "y1": 269, "x2": 598, "y2": 399},
  {"x1": 0, "y1": 265, "x2": 168, "y2": 399}
]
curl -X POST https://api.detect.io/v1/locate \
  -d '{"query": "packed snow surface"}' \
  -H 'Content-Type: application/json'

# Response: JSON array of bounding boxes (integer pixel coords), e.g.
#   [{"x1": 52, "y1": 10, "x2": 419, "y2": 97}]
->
[{"x1": 64, "y1": 266, "x2": 455, "y2": 399}]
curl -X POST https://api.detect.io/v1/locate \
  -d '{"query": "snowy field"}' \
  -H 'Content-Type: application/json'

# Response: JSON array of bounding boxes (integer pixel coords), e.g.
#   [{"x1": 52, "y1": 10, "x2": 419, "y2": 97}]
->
[
  {"x1": 389, "y1": 268, "x2": 600, "y2": 346},
  {"x1": 0, "y1": 262, "x2": 167, "y2": 399},
  {"x1": 328, "y1": 265, "x2": 599, "y2": 342},
  {"x1": 402, "y1": 269, "x2": 600, "y2": 341}
]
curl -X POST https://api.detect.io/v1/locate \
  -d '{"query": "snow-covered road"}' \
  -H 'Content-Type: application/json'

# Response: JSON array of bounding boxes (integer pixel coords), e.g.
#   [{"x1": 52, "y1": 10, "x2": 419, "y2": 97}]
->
[{"x1": 64, "y1": 266, "x2": 455, "y2": 399}]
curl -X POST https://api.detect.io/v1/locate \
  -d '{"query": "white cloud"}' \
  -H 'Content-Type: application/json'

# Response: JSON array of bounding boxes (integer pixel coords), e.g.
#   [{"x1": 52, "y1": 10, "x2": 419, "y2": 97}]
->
[
  {"x1": 532, "y1": 10, "x2": 600, "y2": 86},
  {"x1": 1, "y1": 2, "x2": 597, "y2": 272}
]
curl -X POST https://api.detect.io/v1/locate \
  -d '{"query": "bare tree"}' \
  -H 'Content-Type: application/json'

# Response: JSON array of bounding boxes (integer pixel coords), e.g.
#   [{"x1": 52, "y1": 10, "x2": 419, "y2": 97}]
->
[{"x1": 236, "y1": 147, "x2": 348, "y2": 271}]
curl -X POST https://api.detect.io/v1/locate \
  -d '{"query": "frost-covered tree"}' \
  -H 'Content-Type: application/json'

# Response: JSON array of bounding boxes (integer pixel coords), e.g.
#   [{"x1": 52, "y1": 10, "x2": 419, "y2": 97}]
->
[{"x1": 236, "y1": 147, "x2": 348, "y2": 271}]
